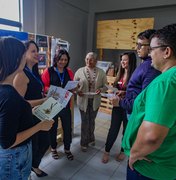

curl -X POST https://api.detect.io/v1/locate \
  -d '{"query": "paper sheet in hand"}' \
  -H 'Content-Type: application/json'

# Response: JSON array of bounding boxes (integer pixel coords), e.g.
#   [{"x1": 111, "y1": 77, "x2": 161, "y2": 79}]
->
[
  {"x1": 33, "y1": 97, "x2": 64, "y2": 121},
  {"x1": 83, "y1": 92, "x2": 97, "y2": 95},
  {"x1": 101, "y1": 93, "x2": 115, "y2": 99},
  {"x1": 47, "y1": 85, "x2": 73, "y2": 107},
  {"x1": 105, "y1": 84, "x2": 118, "y2": 93},
  {"x1": 64, "y1": 81, "x2": 79, "y2": 90}
]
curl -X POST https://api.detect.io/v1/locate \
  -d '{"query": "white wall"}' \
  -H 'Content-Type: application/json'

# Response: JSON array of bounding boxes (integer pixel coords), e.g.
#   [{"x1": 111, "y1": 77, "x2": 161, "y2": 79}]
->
[
  {"x1": 45, "y1": 0, "x2": 89, "y2": 72},
  {"x1": 22, "y1": 0, "x2": 45, "y2": 34}
]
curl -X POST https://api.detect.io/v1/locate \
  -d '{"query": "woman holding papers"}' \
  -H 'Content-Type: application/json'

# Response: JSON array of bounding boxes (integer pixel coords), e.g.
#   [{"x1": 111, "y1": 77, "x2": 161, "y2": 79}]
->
[
  {"x1": 102, "y1": 52, "x2": 136, "y2": 163},
  {"x1": 13, "y1": 40, "x2": 53, "y2": 177},
  {"x1": 74, "y1": 52, "x2": 107, "y2": 152},
  {"x1": 41, "y1": 49, "x2": 74, "y2": 160},
  {"x1": 0, "y1": 37, "x2": 53, "y2": 179}
]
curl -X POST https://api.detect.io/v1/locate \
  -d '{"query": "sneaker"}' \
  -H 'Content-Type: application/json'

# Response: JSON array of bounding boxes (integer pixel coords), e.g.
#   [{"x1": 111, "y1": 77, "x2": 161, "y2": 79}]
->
[{"x1": 116, "y1": 152, "x2": 126, "y2": 161}]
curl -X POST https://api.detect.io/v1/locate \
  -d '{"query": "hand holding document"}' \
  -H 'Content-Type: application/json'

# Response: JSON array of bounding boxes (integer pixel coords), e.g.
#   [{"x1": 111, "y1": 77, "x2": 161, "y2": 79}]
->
[
  {"x1": 101, "y1": 93, "x2": 115, "y2": 99},
  {"x1": 110, "y1": 95, "x2": 120, "y2": 107},
  {"x1": 33, "y1": 97, "x2": 64, "y2": 121},
  {"x1": 47, "y1": 85, "x2": 73, "y2": 108},
  {"x1": 33, "y1": 85, "x2": 73, "y2": 121},
  {"x1": 83, "y1": 92, "x2": 97, "y2": 95},
  {"x1": 64, "y1": 81, "x2": 79, "y2": 90},
  {"x1": 105, "y1": 84, "x2": 118, "y2": 93}
]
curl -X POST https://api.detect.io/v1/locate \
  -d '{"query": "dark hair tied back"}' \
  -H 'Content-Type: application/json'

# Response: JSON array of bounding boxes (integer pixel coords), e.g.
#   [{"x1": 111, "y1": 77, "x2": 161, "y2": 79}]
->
[{"x1": 53, "y1": 49, "x2": 70, "y2": 68}]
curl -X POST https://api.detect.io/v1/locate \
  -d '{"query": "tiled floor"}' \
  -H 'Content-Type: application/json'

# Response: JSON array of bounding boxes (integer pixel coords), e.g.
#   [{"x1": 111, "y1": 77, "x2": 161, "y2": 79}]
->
[{"x1": 30, "y1": 106, "x2": 127, "y2": 180}]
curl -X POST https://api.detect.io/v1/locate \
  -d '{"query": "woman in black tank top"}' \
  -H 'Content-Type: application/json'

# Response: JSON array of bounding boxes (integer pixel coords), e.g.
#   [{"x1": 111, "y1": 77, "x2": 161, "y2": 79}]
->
[{"x1": 13, "y1": 40, "x2": 54, "y2": 177}]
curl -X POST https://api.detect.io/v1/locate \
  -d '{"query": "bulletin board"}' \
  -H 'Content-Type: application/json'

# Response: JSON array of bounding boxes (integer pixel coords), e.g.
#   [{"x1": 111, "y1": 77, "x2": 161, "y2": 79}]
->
[{"x1": 96, "y1": 18, "x2": 154, "y2": 50}]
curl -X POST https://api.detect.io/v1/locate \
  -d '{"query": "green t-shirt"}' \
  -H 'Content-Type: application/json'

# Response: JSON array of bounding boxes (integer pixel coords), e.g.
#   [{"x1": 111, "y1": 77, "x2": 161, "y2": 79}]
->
[{"x1": 122, "y1": 67, "x2": 176, "y2": 180}]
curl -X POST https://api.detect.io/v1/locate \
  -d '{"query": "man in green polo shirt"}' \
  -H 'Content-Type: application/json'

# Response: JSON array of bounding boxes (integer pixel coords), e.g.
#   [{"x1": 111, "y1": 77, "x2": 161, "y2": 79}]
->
[{"x1": 114, "y1": 24, "x2": 176, "y2": 180}]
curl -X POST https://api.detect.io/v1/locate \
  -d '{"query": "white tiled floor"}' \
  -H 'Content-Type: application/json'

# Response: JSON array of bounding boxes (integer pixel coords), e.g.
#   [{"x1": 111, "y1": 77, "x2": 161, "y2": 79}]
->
[{"x1": 30, "y1": 106, "x2": 127, "y2": 180}]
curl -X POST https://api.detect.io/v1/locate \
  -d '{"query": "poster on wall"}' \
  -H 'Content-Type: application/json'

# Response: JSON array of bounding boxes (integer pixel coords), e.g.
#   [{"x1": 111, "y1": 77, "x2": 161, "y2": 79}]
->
[
  {"x1": 56, "y1": 39, "x2": 70, "y2": 52},
  {"x1": 50, "y1": 38, "x2": 70, "y2": 66},
  {"x1": 38, "y1": 51, "x2": 47, "y2": 68},
  {"x1": 36, "y1": 34, "x2": 48, "y2": 47}
]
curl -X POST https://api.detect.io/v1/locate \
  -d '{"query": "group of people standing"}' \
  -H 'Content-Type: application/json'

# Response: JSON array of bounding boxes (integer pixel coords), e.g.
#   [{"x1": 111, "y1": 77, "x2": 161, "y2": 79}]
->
[{"x1": 1, "y1": 23, "x2": 176, "y2": 180}]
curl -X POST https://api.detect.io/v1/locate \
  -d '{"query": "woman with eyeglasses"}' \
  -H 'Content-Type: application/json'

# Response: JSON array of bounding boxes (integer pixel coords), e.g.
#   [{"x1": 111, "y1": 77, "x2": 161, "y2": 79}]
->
[{"x1": 102, "y1": 52, "x2": 137, "y2": 163}]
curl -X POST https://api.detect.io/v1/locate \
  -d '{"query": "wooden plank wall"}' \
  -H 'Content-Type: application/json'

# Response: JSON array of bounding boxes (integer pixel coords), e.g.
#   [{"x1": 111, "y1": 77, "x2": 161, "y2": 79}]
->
[
  {"x1": 96, "y1": 18, "x2": 154, "y2": 50},
  {"x1": 99, "y1": 76, "x2": 116, "y2": 114}
]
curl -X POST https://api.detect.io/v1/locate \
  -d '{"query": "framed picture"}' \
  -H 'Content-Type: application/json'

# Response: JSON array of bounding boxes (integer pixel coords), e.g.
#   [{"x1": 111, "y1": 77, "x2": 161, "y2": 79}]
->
[
  {"x1": 36, "y1": 35, "x2": 48, "y2": 47},
  {"x1": 38, "y1": 51, "x2": 47, "y2": 68},
  {"x1": 56, "y1": 38, "x2": 70, "y2": 52}
]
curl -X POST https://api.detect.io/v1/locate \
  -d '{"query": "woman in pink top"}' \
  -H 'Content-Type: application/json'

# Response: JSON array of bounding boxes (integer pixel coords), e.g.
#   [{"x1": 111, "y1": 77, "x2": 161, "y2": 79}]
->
[{"x1": 102, "y1": 52, "x2": 137, "y2": 163}]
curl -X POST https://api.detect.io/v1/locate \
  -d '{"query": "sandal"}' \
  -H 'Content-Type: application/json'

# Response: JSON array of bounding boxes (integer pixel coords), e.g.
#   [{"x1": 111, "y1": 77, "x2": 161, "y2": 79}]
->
[
  {"x1": 65, "y1": 151, "x2": 74, "y2": 161},
  {"x1": 51, "y1": 149, "x2": 59, "y2": 160},
  {"x1": 102, "y1": 152, "x2": 109, "y2": 164},
  {"x1": 116, "y1": 152, "x2": 125, "y2": 162}
]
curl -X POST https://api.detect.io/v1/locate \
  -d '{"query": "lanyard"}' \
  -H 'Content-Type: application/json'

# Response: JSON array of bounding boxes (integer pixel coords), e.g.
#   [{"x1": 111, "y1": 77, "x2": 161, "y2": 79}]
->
[
  {"x1": 55, "y1": 67, "x2": 65, "y2": 86},
  {"x1": 24, "y1": 66, "x2": 44, "y2": 89}
]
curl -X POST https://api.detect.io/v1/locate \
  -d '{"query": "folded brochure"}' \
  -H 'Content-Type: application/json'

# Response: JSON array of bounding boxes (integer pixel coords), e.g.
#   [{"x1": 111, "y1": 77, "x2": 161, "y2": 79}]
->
[{"x1": 33, "y1": 97, "x2": 64, "y2": 121}]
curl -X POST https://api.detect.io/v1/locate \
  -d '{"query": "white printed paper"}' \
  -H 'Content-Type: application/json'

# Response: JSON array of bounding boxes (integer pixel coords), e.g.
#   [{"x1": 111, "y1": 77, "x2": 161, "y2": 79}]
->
[
  {"x1": 105, "y1": 84, "x2": 118, "y2": 93},
  {"x1": 83, "y1": 92, "x2": 97, "y2": 95},
  {"x1": 64, "y1": 81, "x2": 79, "y2": 90},
  {"x1": 101, "y1": 93, "x2": 115, "y2": 99},
  {"x1": 47, "y1": 85, "x2": 73, "y2": 108},
  {"x1": 33, "y1": 97, "x2": 64, "y2": 121}
]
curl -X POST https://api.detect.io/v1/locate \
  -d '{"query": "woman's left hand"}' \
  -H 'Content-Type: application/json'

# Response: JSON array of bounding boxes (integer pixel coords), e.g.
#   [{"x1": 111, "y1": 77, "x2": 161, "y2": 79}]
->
[
  {"x1": 110, "y1": 96, "x2": 120, "y2": 107},
  {"x1": 95, "y1": 89, "x2": 101, "y2": 94}
]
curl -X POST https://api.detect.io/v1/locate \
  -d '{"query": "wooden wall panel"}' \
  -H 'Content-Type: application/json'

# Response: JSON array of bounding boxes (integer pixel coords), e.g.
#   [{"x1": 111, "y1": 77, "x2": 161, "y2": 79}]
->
[{"x1": 96, "y1": 18, "x2": 154, "y2": 50}]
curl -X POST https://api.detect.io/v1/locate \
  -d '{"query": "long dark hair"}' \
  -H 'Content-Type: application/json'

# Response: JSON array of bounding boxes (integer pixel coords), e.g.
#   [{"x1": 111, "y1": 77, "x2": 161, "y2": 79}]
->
[
  {"x1": 24, "y1": 40, "x2": 40, "y2": 77},
  {"x1": 115, "y1": 52, "x2": 137, "y2": 87},
  {"x1": 53, "y1": 49, "x2": 70, "y2": 68},
  {"x1": 0, "y1": 37, "x2": 25, "y2": 81}
]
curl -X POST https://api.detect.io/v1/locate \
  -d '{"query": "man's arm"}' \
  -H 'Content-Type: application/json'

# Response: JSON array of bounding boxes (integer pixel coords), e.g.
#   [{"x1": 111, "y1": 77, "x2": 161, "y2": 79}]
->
[{"x1": 129, "y1": 121, "x2": 169, "y2": 170}]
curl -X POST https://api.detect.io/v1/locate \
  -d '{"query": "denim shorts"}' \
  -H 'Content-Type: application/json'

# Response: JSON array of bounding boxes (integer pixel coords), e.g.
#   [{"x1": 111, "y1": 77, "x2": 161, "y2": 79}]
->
[{"x1": 0, "y1": 141, "x2": 32, "y2": 180}]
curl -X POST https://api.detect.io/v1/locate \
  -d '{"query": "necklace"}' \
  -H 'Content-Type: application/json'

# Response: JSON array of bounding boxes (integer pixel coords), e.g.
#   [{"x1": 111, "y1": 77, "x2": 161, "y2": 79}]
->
[{"x1": 85, "y1": 67, "x2": 97, "y2": 91}]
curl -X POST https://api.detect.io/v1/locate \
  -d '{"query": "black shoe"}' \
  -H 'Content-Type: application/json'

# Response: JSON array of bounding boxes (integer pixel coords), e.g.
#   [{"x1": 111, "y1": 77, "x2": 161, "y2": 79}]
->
[{"x1": 31, "y1": 168, "x2": 48, "y2": 177}]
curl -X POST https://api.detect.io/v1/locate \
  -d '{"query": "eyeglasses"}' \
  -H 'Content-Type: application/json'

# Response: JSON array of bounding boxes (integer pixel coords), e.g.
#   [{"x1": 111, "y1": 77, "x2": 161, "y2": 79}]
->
[
  {"x1": 136, "y1": 43, "x2": 150, "y2": 49},
  {"x1": 149, "y1": 45, "x2": 169, "y2": 52}
]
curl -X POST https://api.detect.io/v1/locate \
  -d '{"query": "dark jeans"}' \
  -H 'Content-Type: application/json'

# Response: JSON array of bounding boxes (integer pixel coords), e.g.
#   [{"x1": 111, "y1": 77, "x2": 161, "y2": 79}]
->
[
  {"x1": 32, "y1": 131, "x2": 50, "y2": 168},
  {"x1": 105, "y1": 106, "x2": 127, "y2": 152},
  {"x1": 49, "y1": 106, "x2": 72, "y2": 151},
  {"x1": 127, "y1": 165, "x2": 152, "y2": 180}
]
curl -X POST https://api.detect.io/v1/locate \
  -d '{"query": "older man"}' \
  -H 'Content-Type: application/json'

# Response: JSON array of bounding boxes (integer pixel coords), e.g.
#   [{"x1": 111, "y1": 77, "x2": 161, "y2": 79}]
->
[{"x1": 122, "y1": 24, "x2": 176, "y2": 179}]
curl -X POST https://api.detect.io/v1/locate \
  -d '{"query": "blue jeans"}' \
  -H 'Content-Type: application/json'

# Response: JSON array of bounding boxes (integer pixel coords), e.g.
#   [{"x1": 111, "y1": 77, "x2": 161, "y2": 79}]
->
[
  {"x1": 0, "y1": 141, "x2": 32, "y2": 180},
  {"x1": 127, "y1": 165, "x2": 152, "y2": 180}
]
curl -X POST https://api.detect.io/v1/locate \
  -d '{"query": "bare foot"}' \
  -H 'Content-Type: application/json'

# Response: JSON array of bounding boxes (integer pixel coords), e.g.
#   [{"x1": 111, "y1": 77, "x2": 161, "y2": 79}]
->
[
  {"x1": 116, "y1": 152, "x2": 125, "y2": 161},
  {"x1": 102, "y1": 152, "x2": 109, "y2": 163}
]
